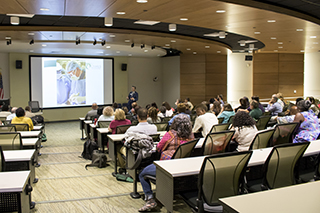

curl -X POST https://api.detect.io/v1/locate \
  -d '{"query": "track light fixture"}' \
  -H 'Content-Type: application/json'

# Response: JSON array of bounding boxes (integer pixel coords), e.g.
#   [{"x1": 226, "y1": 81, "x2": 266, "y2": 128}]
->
[
  {"x1": 6, "y1": 40, "x2": 11, "y2": 45},
  {"x1": 75, "y1": 37, "x2": 80, "y2": 45},
  {"x1": 10, "y1": 16, "x2": 19, "y2": 25},
  {"x1": 131, "y1": 43, "x2": 134, "y2": 48},
  {"x1": 219, "y1": 31, "x2": 227, "y2": 39},
  {"x1": 169, "y1": 23, "x2": 176, "y2": 32},
  {"x1": 104, "y1": 17, "x2": 113, "y2": 27},
  {"x1": 141, "y1": 44, "x2": 145, "y2": 49},
  {"x1": 29, "y1": 39, "x2": 34, "y2": 45},
  {"x1": 151, "y1": 45, "x2": 155, "y2": 50},
  {"x1": 101, "y1": 40, "x2": 106, "y2": 46}
]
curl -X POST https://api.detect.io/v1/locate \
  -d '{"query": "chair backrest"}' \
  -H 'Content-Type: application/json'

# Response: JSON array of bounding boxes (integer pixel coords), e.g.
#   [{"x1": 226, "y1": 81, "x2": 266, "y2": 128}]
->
[
  {"x1": 0, "y1": 132, "x2": 23, "y2": 150},
  {"x1": 98, "y1": 120, "x2": 111, "y2": 128},
  {"x1": 209, "y1": 123, "x2": 230, "y2": 134},
  {"x1": 190, "y1": 114, "x2": 197, "y2": 122},
  {"x1": 271, "y1": 122, "x2": 299, "y2": 146},
  {"x1": 153, "y1": 122, "x2": 168, "y2": 131},
  {"x1": 198, "y1": 151, "x2": 252, "y2": 206},
  {"x1": 263, "y1": 111, "x2": 271, "y2": 116},
  {"x1": 227, "y1": 116, "x2": 235, "y2": 124},
  {"x1": 255, "y1": 115, "x2": 272, "y2": 130},
  {"x1": 28, "y1": 101, "x2": 40, "y2": 113},
  {"x1": 131, "y1": 119, "x2": 139, "y2": 125},
  {"x1": 0, "y1": 146, "x2": 5, "y2": 172},
  {"x1": 126, "y1": 114, "x2": 133, "y2": 121},
  {"x1": 0, "y1": 125, "x2": 16, "y2": 133},
  {"x1": 218, "y1": 117, "x2": 224, "y2": 124},
  {"x1": 162, "y1": 117, "x2": 172, "y2": 123},
  {"x1": 202, "y1": 130, "x2": 235, "y2": 155},
  {"x1": 171, "y1": 138, "x2": 199, "y2": 159},
  {"x1": 149, "y1": 134, "x2": 160, "y2": 142},
  {"x1": 249, "y1": 129, "x2": 275, "y2": 150},
  {"x1": 116, "y1": 124, "x2": 134, "y2": 134},
  {"x1": 11, "y1": 123, "x2": 29, "y2": 131},
  {"x1": 263, "y1": 142, "x2": 309, "y2": 189}
]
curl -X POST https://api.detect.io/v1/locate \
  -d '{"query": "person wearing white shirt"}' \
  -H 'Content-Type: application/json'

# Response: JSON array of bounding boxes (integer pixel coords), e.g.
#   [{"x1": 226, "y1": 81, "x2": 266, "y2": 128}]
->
[
  {"x1": 6, "y1": 107, "x2": 17, "y2": 121},
  {"x1": 192, "y1": 104, "x2": 218, "y2": 137}
]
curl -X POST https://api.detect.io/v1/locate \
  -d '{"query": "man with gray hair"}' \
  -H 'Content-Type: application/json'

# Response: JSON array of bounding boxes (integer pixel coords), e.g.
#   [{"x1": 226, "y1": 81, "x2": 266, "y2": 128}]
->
[
  {"x1": 7, "y1": 107, "x2": 18, "y2": 120},
  {"x1": 266, "y1": 94, "x2": 283, "y2": 116}
]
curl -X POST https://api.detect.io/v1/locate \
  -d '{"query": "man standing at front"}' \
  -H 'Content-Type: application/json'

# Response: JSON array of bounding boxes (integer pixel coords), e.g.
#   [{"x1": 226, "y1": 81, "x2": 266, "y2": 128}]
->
[{"x1": 127, "y1": 86, "x2": 138, "y2": 110}]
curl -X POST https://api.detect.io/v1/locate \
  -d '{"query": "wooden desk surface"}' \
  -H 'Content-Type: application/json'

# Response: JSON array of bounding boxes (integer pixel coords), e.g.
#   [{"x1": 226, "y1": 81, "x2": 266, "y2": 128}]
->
[
  {"x1": 33, "y1": 125, "x2": 44, "y2": 131},
  {"x1": 97, "y1": 128, "x2": 109, "y2": 134},
  {"x1": 0, "y1": 171, "x2": 31, "y2": 193},
  {"x1": 22, "y1": 138, "x2": 39, "y2": 146},
  {"x1": 155, "y1": 140, "x2": 320, "y2": 178},
  {"x1": 79, "y1": 117, "x2": 85, "y2": 120},
  {"x1": 19, "y1": 131, "x2": 41, "y2": 137},
  {"x1": 84, "y1": 120, "x2": 92, "y2": 124},
  {"x1": 3, "y1": 149, "x2": 35, "y2": 162},
  {"x1": 90, "y1": 124, "x2": 97, "y2": 128},
  {"x1": 219, "y1": 181, "x2": 320, "y2": 213}
]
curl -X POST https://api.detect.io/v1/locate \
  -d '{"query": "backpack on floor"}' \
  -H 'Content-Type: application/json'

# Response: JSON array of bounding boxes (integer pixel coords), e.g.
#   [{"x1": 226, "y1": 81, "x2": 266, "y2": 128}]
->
[
  {"x1": 85, "y1": 150, "x2": 108, "y2": 169},
  {"x1": 81, "y1": 139, "x2": 98, "y2": 160}
]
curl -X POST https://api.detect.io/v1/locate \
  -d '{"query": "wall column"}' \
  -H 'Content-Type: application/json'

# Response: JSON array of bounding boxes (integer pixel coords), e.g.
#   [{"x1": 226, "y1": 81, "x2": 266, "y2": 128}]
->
[
  {"x1": 304, "y1": 52, "x2": 320, "y2": 98},
  {"x1": 227, "y1": 51, "x2": 253, "y2": 106}
]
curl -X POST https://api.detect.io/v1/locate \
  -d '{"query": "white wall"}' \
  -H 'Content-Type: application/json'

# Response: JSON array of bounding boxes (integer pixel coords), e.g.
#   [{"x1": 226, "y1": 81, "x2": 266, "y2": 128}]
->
[
  {"x1": 161, "y1": 56, "x2": 180, "y2": 107},
  {"x1": 304, "y1": 52, "x2": 320, "y2": 98},
  {"x1": 0, "y1": 53, "x2": 9, "y2": 99},
  {"x1": 227, "y1": 52, "x2": 253, "y2": 107}
]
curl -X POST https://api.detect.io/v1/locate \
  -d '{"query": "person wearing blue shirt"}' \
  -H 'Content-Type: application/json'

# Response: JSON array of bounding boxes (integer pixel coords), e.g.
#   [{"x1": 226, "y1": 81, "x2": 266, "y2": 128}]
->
[
  {"x1": 127, "y1": 86, "x2": 138, "y2": 110},
  {"x1": 168, "y1": 103, "x2": 190, "y2": 126},
  {"x1": 266, "y1": 95, "x2": 283, "y2": 116}
]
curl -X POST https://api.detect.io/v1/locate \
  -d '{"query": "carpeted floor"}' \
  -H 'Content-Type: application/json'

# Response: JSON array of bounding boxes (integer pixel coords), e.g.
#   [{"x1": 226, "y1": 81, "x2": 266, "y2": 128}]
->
[{"x1": 31, "y1": 121, "x2": 192, "y2": 213}]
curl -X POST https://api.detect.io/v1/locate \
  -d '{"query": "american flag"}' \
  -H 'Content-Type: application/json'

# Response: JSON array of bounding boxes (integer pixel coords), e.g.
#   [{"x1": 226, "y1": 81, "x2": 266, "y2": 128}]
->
[{"x1": 0, "y1": 72, "x2": 4, "y2": 99}]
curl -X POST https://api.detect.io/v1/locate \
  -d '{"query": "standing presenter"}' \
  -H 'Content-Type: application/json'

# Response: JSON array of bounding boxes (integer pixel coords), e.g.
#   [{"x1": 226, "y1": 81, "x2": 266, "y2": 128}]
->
[{"x1": 127, "y1": 86, "x2": 138, "y2": 110}]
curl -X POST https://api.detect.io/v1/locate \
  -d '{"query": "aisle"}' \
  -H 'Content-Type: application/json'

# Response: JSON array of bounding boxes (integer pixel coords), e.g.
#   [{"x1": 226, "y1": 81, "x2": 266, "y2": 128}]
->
[{"x1": 31, "y1": 121, "x2": 190, "y2": 212}]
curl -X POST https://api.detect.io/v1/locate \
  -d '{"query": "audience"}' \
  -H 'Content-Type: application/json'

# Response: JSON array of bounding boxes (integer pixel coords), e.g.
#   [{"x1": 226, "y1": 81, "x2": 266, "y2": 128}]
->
[
  {"x1": 217, "y1": 103, "x2": 235, "y2": 124},
  {"x1": 128, "y1": 102, "x2": 138, "y2": 116},
  {"x1": 185, "y1": 103, "x2": 191, "y2": 115},
  {"x1": 112, "y1": 102, "x2": 118, "y2": 111},
  {"x1": 7, "y1": 107, "x2": 17, "y2": 120},
  {"x1": 217, "y1": 94, "x2": 224, "y2": 106},
  {"x1": 157, "y1": 106, "x2": 167, "y2": 119},
  {"x1": 151, "y1": 102, "x2": 158, "y2": 110},
  {"x1": 296, "y1": 97, "x2": 304, "y2": 105},
  {"x1": 162, "y1": 102, "x2": 173, "y2": 117},
  {"x1": 266, "y1": 94, "x2": 283, "y2": 116},
  {"x1": 234, "y1": 97, "x2": 249, "y2": 113},
  {"x1": 108, "y1": 109, "x2": 131, "y2": 134},
  {"x1": 249, "y1": 96, "x2": 265, "y2": 113},
  {"x1": 192, "y1": 104, "x2": 218, "y2": 137},
  {"x1": 293, "y1": 100, "x2": 320, "y2": 143},
  {"x1": 276, "y1": 92, "x2": 285, "y2": 108},
  {"x1": 277, "y1": 105, "x2": 299, "y2": 124},
  {"x1": 249, "y1": 100, "x2": 262, "y2": 121},
  {"x1": 307, "y1": 96, "x2": 319, "y2": 116},
  {"x1": 122, "y1": 106, "x2": 129, "y2": 115},
  {"x1": 138, "y1": 114, "x2": 194, "y2": 212},
  {"x1": 168, "y1": 103, "x2": 190, "y2": 126},
  {"x1": 211, "y1": 100, "x2": 222, "y2": 116},
  {"x1": 85, "y1": 103, "x2": 98, "y2": 120},
  {"x1": 232, "y1": 111, "x2": 258, "y2": 152},
  {"x1": 25, "y1": 106, "x2": 36, "y2": 118},
  {"x1": 0, "y1": 105, "x2": 11, "y2": 115},
  {"x1": 92, "y1": 107, "x2": 103, "y2": 124},
  {"x1": 184, "y1": 97, "x2": 193, "y2": 110},
  {"x1": 147, "y1": 107, "x2": 161, "y2": 124},
  {"x1": 97, "y1": 106, "x2": 115, "y2": 122},
  {"x1": 11, "y1": 107, "x2": 34, "y2": 130}
]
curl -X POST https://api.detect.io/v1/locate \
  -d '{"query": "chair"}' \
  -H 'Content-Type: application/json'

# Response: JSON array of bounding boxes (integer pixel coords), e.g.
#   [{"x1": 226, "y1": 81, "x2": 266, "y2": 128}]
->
[
  {"x1": 131, "y1": 120, "x2": 139, "y2": 125},
  {"x1": 180, "y1": 151, "x2": 253, "y2": 213},
  {"x1": 209, "y1": 123, "x2": 230, "y2": 134},
  {"x1": 0, "y1": 132, "x2": 23, "y2": 150},
  {"x1": 0, "y1": 146, "x2": 5, "y2": 172},
  {"x1": 162, "y1": 117, "x2": 172, "y2": 123},
  {"x1": 247, "y1": 142, "x2": 309, "y2": 191},
  {"x1": 171, "y1": 138, "x2": 199, "y2": 159},
  {"x1": 149, "y1": 134, "x2": 160, "y2": 142},
  {"x1": 263, "y1": 111, "x2": 271, "y2": 116},
  {"x1": 299, "y1": 153, "x2": 320, "y2": 182},
  {"x1": 255, "y1": 115, "x2": 271, "y2": 130},
  {"x1": 28, "y1": 101, "x2": 42, "y2": 113},
  {"x1": 0, "y1": 125, "x2": 16, "y2": 133},
  {"x1": 271, "y1": 122, "x2": 300, "y2": 146},
  {"x1": 97, "y1": 121, "x2": 111, "y2": 128},
  {"x1": 116, "y1": 124, "x2": 134, "y2": 134},
  {"x1": 201, "y1": 131, "x2": 235, "y2": 155},
  {"x1": 11, "y1": 124, "x2": 29, "y2": 131},
  {"x1": 249, "y1": 129, "x2": 275, "y2": 150},
  {"x1": 218, "y1": 117, "x2": 224, "y2": 124},
  {"x1": 227, "y1": 116, "x2": 234, "y2": 124},
  {"x1": 126, "y1": 114, "x2": 133, "y2": 121},
  {"x1": 153, "y1": 122, "x2": 168, "y2": 131}
]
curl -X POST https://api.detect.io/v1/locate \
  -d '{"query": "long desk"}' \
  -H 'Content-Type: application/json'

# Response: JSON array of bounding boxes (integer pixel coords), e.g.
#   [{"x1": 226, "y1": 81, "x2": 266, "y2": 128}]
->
[
  {"x1": 19, "y1": 130, "x2": 41, "y2": 138},
  {"x1": 89, "y1": 123, "x2": 97, "y2": 141},
  {"x1": 219, "y1": 181, "x2": 320, "y2": 213},
  {"x1": 84, "y1": 120, "x2": 92, "y2": 140},
  {"x1": 4, "y1": 149, "x2": 37, "y2": 184},
  {"x1": 154, "y1": 140, "x2": 320, "y2": 212},
  {"x1": 97, "y1": 128, "x2": 109, "y2": 151},
  {"x1": 0, "y1": 171, "x2": 32, "y2": 213},
  {"x1": 107, "y1": 131, "x2": 167, "y2": 176},
  {"x1": 22, "y1": 138, "x2": 40, "y2": 165},
  {"x1": 79, "y1": 117, "x2": 85, "y2": 140}
]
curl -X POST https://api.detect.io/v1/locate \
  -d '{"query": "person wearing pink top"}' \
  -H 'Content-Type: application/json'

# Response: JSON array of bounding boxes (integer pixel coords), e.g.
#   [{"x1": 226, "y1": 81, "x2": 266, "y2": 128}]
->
[{"x1": 108, "y1": 109, "x2": 131, "y2": 134}]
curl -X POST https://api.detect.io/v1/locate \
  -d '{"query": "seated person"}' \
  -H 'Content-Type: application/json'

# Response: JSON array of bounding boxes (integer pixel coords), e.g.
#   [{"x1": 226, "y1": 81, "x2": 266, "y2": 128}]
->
[
  {"x1": 211, "y1": 100, "x2": 221, "y2": 116},
  {"x1": 157, "y1": 106, "x2": 167, "y2": 119},
  {"x1": 112, "y1": 102, "x2": 118, "y2": 111},
  {"x1": 192, "y1": 104, "x2": 218, "y2": 137},
  {"x1": 0, "y1": 104, "x2": 11, "y2": 116},
  {"x1": 147, "y1": 107, "x2": 161, "y2": 124},
  {"x1": 85, "y1": 103, "x2": 98, "y2": 120},
  {"x1": 97, "y1": 106, "x2": 114, "y2": 122},
  {"x1": 138, "y1": 114, "x2": 194, "y2": 212},
  {"x1": 307, "y1": 96, "x2": 319, "y2": 116},
  {"x1": 266, "y1": 94, "x2": 283, "y2": 116},
  {"x1": 248, "y1": 96, "x2": 265, "y2": 113},
  {"x1": 168, "y1": 103, "x2": 190, "y2": 126},
  {"x1": 234, "y1": 97, "x2": 249, "y2": 113},
  {"x1": 293, "y1": 100, "x2": 320, "y2": 143},
  {"x1": 231, "y1": 111, "x2": 258, "y2": 152},
  {"x1": 25, "y1": 106, "x2": 36, "y2": 118},
  {"x1": 277, "y1": 105, "x2": 298, "y2": 124},
  {"x1": 92, "y1": 107, "x2": 103, "y2": 124},
  {"x1": 217, "y1": 103, "x2": 235, "y2": 124},
  {"x1": 7, "y1": 107, "x2": 17, "y2": 121},
  {"x1": 184, "y1": 97, "x2": 194, "y2": 111},
  {"x1": 249, "y1": 100, "x2": 262, "y2": 121},
  {"x1": 162, "y1": 102, "x2": 173, "y2": 117},
  {"x1": 109, "y1": 109, "x2": 131, "y2": 134},
  {"x1": 11, "y1": 107, "x2": 34, "y2": 130},
  {"x1": 117, "y1": 108, "x2": 157, "y2": 173}
]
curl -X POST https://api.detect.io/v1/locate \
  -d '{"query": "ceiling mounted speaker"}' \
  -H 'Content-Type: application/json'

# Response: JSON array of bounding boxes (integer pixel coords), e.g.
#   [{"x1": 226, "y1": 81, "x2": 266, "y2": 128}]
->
[
  {"x1": 169, "y1": 24, "x2": 176, "y2": 31},
  {"x1": 104, "y1": 17, "x2": 113, "y2": 27},
  {"x1": 10, "y1": 16, "x2": 19, "y2": 25}
]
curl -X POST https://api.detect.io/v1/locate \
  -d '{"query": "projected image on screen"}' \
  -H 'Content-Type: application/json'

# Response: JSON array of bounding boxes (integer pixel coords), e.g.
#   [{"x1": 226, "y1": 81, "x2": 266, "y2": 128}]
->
[{"x1": 30, "y1": 56, "x2": 113, "y2": 109}]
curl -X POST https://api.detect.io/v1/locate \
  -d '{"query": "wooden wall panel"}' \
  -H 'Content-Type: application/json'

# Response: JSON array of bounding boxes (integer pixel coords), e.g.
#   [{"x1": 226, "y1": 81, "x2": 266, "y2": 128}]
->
[
  {"x1": 253, "y1": 53, "x2": 278, "y2": 61},
  {"x1": 253, "y1": 85, "x2": 279, "y2": 99},
  {"x1": 180, "y1": 63, "x2": 206, "y2": 74},
  {"x1": 180, "y1": 74, "x2": 205, "y2": 85},
  {"x1": 206, "y1": 62, "x2": 227, "y2": 73},
  {"x1": 180, "y1": 54, "x2": 205, "y2": 63},
  {"x1": 279, "y1": 53, "x2": 303, "y2": 62},
  {"x1": 278, "y1": 73, "x2": 303, "y2": 85},
  {"x1": 279, "y1": 62, "x2": 304, "y2": 73},
  {"x1": 253, "y1": 73, "x2": 278, "y2": 85},
  {"x1": 205, "y1": 74, "x2": 227, "y2": 85},
  {"x1": 253, "y1": 61, "x2": 279, "y2": 73}
]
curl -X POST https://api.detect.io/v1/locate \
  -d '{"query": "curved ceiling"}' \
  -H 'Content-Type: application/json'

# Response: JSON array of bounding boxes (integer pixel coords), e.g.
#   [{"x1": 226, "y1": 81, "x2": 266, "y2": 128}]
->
[{"x1": 0, "y1": 0, "x2": 319, "y2": 56}]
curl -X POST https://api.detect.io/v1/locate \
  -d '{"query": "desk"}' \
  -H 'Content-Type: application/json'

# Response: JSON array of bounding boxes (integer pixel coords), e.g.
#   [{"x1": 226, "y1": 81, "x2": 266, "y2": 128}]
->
[
  {"x1": 0, "y1": 171, "x2": 32, "y2": 213},
  {"x1": 108, "y1": 131, "x2": 167, "y2": 176},
  {"x1": 33, "y1": 125, "x2": 44, "y2": 132},
  {"x1": 84, "y1": 120, "x2": 92, "y2": 140},
  {"x1": 154, "y1": 140, "x2": 320, "y2": 212},
  {"x1": 22, "y1": 138, "x2": 40, "y2": 164},
  {"x1": 19, "y1": 131, "x2": 41, "y2": 138},
  {"x1": 90, "y1": 123, "x2": 97, "y2": 141},
  {"x1": 219, "y1": 181, "x2": 320, "y2": 213},
  {"x1": 79, "y1": 117, "x2": 85, "y2": 139},
  {"x1": 97, "y1": 128, "x2": 109, "y2": 151},
  {"x1": 4, "y1": 149, "x2": 37, "y2": 184}
]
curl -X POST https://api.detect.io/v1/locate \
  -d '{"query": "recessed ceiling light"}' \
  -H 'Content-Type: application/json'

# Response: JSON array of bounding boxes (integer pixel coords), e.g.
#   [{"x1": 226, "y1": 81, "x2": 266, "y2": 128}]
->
[
  {"x1": 205, "y1": 46, "x2": 210, "y2": 48},
  {"x1": 137, "y1": 0, "x2": 148, "y2": 3},
  {"x1": 116, "y1": 11, "x2": 126, "y2": 15},
  {"x1": 271, "y1": 37, "x2": 277, "y2": 40},
  {"x1": 274, "y1": 50, "x2": 278, "y2": 52},
  {"x1": 313, "y1": 42, "x2": 319, "y2": 44},
  {"x1": 186, "y1": 48, "x2": 191, "y2": 51},
  {"x1": 134, "y1": 20, "x2": 160, "y2": 25},
  {"x1": 165, "y1": 44, "x2": 170, "y2": 46},
  {"x1": 106, "y1": 46, "x2": 111, "y2": 48},
  {"x1": 193, "y1": 52, "x2": 197, "y2": 54},
  {"x1": 217, "y1": 51, "x2": 221, "y2": 53},
  {"x1": 216, "y1": 10, "x2": 226, "y2": 13},
  {"x1": 40, "y1": 8, "x2": 49, "y2": 11},
  {"x1": 267, "y1": 20, "x2": 276, "y2": 23},
  {"x1": 42, "y1": 44, "x2": 47, "y2": 47},
  {"x1": 310, "y1": 36, "x2": 317, "y2": 38},
  {"x1": 278, "y1": 42, "x2": 283, "y2": 44},
  {"x1": 109, "y1": 34, "x2": 115, "y2": 37},
  {"x1": 116, "y1": 51, "x2": 120, "y2": 53},
  {"x1": 5, "y1": 37, "x2": 11, "y2": 39},
  {"x1": 278, "y1": 46, "x2": 283, "y2": 48},
  {"x1": 28, "y1": 33, "x2": 35, "y2": 36},
  {"x1": 144, "y1": 50, "x2": 148, "y2": 52},
  {"x1": 300, "y1": 50, "x2": 305, "y2": 52},
  {"x1": 171, "y1": 40, "x2": 176, "y2": 42},
  {"x1": 180, "y1": 18, "x2": 188, "y2": 21},
  {"x1": 125, "y1": 40, "x2": 130, "y2": 42},
  {"x1": 254, "y1": 32, "x2": 261, "y2": 34},
  {"x1": 128, "y1": 54, "x2": 132, "y2": 56},
  {"x1": 296, "y1": 29, "x2": 303, "y2": 31},
  {"x1": 30, "y1": 50, "x2": 34, "y2": 52}
]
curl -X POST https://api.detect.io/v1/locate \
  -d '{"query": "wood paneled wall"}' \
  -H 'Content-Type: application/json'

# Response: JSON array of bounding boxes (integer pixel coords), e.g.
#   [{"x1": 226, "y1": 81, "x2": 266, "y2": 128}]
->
[
  {"x1": 253, "y1": 53, "x2": 304, "y2": 100},
  {"x1": 180, "y1": 54, "x2": 227, "y2": 106}
]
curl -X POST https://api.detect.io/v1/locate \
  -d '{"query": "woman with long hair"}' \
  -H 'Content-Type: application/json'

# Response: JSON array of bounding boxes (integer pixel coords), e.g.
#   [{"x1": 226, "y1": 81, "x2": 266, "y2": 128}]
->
[
  {"x1": 211, "y1": 100, "x2": 222, "y2": 116},
  {"x1": 217, "y1": 103, "x2": 235, "y2": 123},
  {"x1": 147, "y1": 107, "x2": 161, "y2": 123}
]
